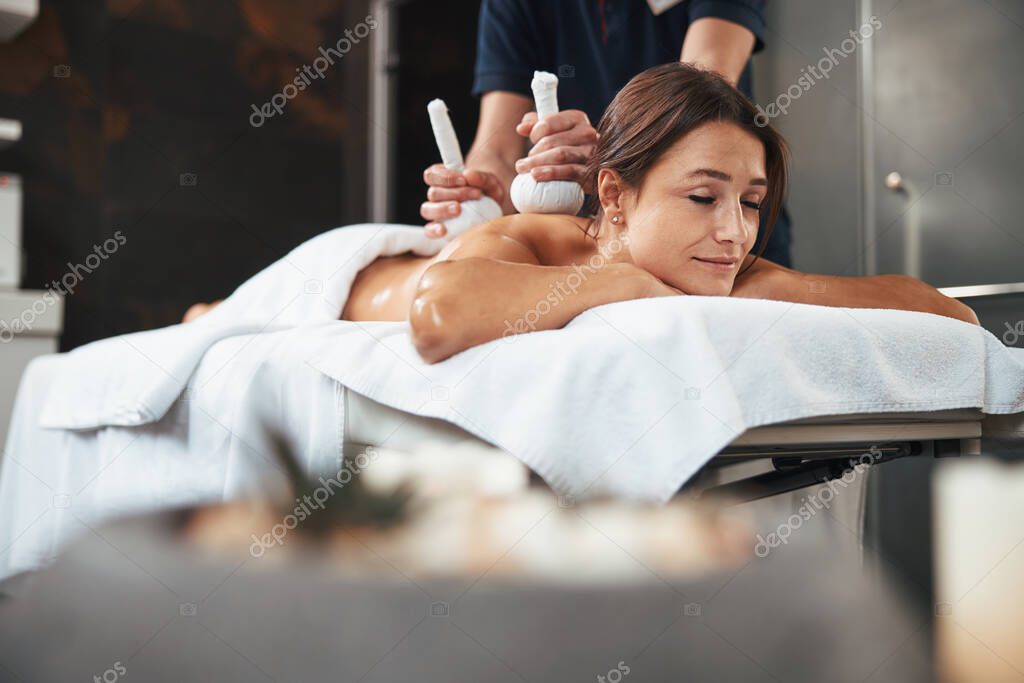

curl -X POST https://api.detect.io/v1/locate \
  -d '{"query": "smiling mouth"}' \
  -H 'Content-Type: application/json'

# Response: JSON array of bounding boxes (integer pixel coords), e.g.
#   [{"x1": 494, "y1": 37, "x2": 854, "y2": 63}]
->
[{"x1": 693, "y1": 257, "x2": 738, "y2": 270}]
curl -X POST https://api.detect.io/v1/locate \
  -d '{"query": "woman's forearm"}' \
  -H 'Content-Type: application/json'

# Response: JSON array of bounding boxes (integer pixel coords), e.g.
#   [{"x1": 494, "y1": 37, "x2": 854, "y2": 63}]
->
[
  {"x1": 732, "y1": 258, "x2": 979, "y2": 324},
  {"x1": 409, "y1": 258, "x2": 653, "y2": 363}
]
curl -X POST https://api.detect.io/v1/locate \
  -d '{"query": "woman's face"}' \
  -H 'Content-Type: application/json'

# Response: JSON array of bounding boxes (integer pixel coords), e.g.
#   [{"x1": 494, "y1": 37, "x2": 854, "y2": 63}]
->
[{"x1": 618, "y1": 121, "x2": 767, "y2": 296}]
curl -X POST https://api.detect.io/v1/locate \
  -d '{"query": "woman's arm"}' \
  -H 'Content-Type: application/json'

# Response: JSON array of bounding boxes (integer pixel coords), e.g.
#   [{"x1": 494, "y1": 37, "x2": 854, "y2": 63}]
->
[
  {"x1": 731, "y1": 256, "x2": 980, "y2": 324},
  {"x1": 410, "y1": 222, "x2": 678, "y2": 363}
]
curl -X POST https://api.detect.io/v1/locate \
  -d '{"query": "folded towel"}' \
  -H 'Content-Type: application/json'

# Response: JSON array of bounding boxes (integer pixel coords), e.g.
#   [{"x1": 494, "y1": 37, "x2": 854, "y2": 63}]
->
[{"x1": 38, "y1": 224, "x2": 443, "y2": 429}]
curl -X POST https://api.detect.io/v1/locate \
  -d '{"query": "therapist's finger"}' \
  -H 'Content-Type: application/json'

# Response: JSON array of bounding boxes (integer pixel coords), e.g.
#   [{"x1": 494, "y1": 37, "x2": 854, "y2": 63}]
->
[
  {"x1": 526, "y1": 163, "x2": 589, "y2": 184},
  {"x1": 527, "y1": 128, "x2": 599, "y2": 157},
  {"x1": 462, "y1": 169, "x2": 506, "y2": 205},
  {"x1": 427, "y1": 186, "x2": 482, "y2": 203},
  {"x1": 423, "y1": 163, "x2": 467, "y2": 188},
  {"x1": 516, "y1": 112, "x2": 539, "y2": 138},
  {"x1": 529, "y1": 110, "x2": 594, "y2": 145},
  {"x1": 420, "y1": 200, "x2": 462, "y2": 223},
  {"x1": 516, "y1": 146, "x2": 591, "y2": 174},
  {"x1": 423, "y1": 223, "x2": 448, "y2": 239}
]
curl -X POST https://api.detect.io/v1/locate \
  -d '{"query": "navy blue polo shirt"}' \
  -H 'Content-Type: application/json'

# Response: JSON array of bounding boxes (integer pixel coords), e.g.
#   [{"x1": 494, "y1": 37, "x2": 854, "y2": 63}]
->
[
  {"x1": 473, "y1": 0, "x2": 765, "y2": 124},
  {"x1": 472, "y1": 0, "x2": 792, "y2": 267}
]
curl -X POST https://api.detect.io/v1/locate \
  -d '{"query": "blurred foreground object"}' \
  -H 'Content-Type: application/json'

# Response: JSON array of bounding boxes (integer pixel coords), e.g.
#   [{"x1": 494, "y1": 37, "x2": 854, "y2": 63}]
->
[
  {"x1": 0, "y1": 438, "x2": 932, "y2": 682},
  {"x1": 185, "y1": 440, "x2": 752, "y2": 584},
  {"x1": 935, "y1": 458, "x2": 1024, "y2": 682}
]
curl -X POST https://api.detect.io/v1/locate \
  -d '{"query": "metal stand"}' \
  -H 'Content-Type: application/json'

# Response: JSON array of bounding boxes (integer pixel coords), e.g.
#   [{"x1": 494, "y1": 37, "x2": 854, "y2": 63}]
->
[{"x1": 696, "y1": 438, "x2": 971, "y2": 505}]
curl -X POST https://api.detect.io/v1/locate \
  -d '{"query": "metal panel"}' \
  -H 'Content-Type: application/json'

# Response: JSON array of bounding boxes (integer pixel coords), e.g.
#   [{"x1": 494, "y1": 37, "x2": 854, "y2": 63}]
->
[
  {"x1": 368, "y1": 0, "x2": 397, "y2": 223},
  {"x1": 753, "y1": 1, "x2": 864, "y2": 275},
  {"x1": 871, "y1": 0, "x2": 1024, "y2": 286}
]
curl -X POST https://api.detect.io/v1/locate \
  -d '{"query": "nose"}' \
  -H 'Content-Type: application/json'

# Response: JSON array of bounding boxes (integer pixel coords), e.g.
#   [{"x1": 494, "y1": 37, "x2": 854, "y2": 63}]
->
[{"x1": 712, "y1": 198, "x2": 750, "y2": 245}]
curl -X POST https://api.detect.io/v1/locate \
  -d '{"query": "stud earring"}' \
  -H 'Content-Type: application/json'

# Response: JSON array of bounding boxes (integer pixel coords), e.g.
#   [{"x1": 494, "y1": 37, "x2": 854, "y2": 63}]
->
[{"x1": 611, "y1": 214, "x2": 621, "y2": 224}]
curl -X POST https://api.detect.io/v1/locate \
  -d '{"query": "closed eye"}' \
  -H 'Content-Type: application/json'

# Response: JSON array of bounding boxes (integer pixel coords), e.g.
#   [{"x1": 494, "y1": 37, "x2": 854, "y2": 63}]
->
[{"x1": 689, "y1": 195, "x2": 762, "y2": 211}]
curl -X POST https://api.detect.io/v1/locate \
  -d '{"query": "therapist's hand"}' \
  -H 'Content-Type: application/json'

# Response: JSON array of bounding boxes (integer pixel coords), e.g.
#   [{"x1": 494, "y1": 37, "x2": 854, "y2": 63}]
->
[
  {"x1": 515, "y1": 110, "x2": 599, "y2": 190},
  {"x1": 421, "y1": 165, "x2": 506, "y2": 239}
]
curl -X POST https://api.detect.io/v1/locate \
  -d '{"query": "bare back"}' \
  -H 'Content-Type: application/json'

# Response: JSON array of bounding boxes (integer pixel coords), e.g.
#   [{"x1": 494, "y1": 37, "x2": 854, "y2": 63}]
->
[{"x1": 340, "y1": 215, "x2": 602, "y2": 322}]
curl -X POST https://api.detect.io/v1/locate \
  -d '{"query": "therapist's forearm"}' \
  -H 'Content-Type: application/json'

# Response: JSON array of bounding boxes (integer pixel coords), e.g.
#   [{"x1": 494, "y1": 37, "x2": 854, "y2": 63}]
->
[
  {"x1": 680, "y1": 17, "x2": 756, "y2": 86},
  {"x1": 468, "y1": 91, "x2": 532, "y2": 215},
  {"x1": 465, "y1": 146, "x2": 519, "y2": 214}
]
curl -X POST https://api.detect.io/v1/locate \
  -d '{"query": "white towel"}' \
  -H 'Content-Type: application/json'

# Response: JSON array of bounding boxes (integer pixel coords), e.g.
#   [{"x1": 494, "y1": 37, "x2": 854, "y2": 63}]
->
[
  {"x1": 38, "y1": 224, "x2": 443, "y2": 430},
  {"x1": 32, "y1": 223, "x2": 1024, "y2": 501},
  {"x1": 305, "y1": 300, "x2": 1024, "y2": 501}
]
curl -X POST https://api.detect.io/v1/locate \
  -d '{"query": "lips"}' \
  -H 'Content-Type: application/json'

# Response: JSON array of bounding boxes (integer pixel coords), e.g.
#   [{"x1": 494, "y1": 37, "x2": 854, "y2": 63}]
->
[{"x1": 694, "y1": 256, "x2": 739, "y2": 266}]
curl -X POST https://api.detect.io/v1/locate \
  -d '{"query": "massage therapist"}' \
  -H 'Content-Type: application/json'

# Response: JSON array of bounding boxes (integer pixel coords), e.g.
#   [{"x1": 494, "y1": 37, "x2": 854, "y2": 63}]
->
[{"x1": 420, "y1": 0, "x2": 793, "y2": 267}]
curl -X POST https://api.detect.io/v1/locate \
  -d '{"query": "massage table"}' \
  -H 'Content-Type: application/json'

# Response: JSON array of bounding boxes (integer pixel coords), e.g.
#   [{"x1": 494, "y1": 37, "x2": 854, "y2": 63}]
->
[
  {"x1": 343, "y1": 390, "x2": 993, "y2": 571},
  {"x1": 342, "y1": 389, "x2": 995, "y2": 572},
  {"x1": 4, "y1": 223, "x2": 1022, "y2": 583},
  {"x1": 343, "y1": 389, "x2": 985, "y2": 504}
]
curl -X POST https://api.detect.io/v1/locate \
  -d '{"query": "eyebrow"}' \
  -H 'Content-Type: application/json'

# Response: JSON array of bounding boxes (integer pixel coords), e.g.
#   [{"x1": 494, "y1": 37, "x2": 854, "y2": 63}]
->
[{"x1": 686, "y1": 168, "x2": 768, "y2": 186}]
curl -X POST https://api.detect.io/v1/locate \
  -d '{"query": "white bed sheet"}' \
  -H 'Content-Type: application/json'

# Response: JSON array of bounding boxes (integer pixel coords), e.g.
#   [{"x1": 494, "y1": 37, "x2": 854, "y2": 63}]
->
[{"x1": 0, "y1": 330, "x2": 344, "y2": 580}]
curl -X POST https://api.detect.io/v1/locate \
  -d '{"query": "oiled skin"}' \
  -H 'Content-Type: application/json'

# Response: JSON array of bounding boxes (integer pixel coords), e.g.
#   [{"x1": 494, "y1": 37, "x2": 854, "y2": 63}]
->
[
  {"x1": 341, "y1": 214, "x2": 613, "y2": 322},
  {"x1": 187, "y1": 213, "x2": 977, "y2": 364},
  {"x1": 336, "y1": 213, "x2": 978, "y2": 364}
]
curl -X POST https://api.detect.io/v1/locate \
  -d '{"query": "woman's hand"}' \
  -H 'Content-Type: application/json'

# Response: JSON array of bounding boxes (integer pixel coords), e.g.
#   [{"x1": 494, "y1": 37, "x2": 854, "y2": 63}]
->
[
  {"x1": 634, "y1": 267, "x2": 686, "y2": 298},
  {"x1": 731, "y1": 261, "x2": 981, "y2": 326},
  {"x1": 885, "y1": 275, "x2": 979, "y2": 325},
  {"x1": 729, "y1": 262, "x2": 780, "y2": 300},
  {"x1": 421, "y1": 166, "x2": 506, "y2": 239},
  {"x1": 515, "y1": 110, "x2": 599, "y2": 190}
]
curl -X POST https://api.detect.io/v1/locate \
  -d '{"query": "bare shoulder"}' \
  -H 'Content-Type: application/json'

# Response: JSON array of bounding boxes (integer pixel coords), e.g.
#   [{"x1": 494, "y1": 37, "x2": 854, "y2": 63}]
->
[{"x1": 438, "y1": 214, "x2": 595, "y2": 266}]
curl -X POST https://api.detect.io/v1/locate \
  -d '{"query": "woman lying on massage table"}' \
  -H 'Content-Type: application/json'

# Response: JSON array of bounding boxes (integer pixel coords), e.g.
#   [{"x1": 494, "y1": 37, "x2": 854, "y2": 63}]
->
[{"x1": 185, "y1": 63, "x2": 977, "y2": 363}]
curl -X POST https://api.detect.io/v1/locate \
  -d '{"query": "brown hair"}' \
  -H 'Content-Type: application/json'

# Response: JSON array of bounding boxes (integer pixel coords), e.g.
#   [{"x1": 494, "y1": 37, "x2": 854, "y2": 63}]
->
[{"x1": 583, "y1": 62, "x2": 789, "y2": 275}]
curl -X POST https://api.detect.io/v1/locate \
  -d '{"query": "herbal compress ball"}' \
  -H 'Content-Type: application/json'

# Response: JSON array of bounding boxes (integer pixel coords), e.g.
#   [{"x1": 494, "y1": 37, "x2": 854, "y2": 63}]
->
[
  {"x1": 427, "y1": 98, "x2": 503, "y2": 238},
  {"x1": 509, "y1": 71, "x2": 585, "y2": 216}
]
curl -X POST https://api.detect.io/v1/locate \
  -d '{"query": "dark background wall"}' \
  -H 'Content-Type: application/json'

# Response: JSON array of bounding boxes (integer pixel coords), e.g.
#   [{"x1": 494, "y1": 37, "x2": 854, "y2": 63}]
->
[
  {"x1": 393, "y1": 0, "x2": 482, "y2": 226},
  {"x1": 0, "y1": 0, "x2": 371, "y2": 350}
]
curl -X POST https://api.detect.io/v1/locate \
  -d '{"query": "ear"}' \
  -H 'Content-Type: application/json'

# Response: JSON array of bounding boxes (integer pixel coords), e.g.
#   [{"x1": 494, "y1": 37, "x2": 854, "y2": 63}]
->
[{"x1": 596, "y1": 168, "x2": 628, "y2": 219}]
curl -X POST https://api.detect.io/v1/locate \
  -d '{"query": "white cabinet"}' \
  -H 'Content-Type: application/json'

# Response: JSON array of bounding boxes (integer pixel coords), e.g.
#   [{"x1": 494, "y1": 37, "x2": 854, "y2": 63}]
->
[
  {"x1": 0, "y1": 289, "x2": 61, "y2": 449},
  {"x1": 0, "y1": 0, "x2": 37, "y2": 40},
  {"x1": 0, "y1": 174, "x2": 20, "y2": 288}
]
